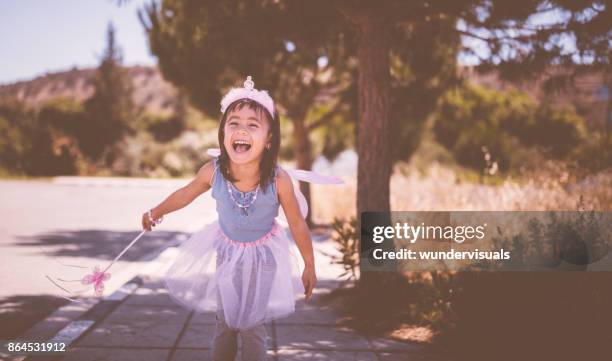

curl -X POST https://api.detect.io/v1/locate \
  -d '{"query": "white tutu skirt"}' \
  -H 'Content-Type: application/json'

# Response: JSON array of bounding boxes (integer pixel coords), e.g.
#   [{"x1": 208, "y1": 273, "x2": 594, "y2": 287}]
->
[{"x1": 164, "y1": 220, "x2": 304, "y2": 330}]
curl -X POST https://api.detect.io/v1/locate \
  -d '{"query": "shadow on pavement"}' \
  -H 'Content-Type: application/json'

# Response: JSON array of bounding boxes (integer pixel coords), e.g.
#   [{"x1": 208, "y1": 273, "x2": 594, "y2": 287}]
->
[
  {"x1": 0, "y1": 294, "x2": 67, "y2": 340},
  {"x1": 15, "y1": 229, "x2": 190, "y2": 261}
]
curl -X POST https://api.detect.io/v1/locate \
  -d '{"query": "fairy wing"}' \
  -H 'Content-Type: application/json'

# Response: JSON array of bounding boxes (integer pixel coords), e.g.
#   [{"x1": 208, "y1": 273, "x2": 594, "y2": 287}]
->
[
  {"x1": 279, "y1": 167, "x2": 344, "y2": 222},
  {"x1": 206, "y1": 148, "x2": 221, "y2": 157},
  {"x1": 205, "y1": 148, "x2": 344, "y2": 222},
  {"x1": 277, "y1": 173, "x2": 308, "y2": 222},
  {"x1": 284, "y1": 168, "x2": 344, "y2": 185}
]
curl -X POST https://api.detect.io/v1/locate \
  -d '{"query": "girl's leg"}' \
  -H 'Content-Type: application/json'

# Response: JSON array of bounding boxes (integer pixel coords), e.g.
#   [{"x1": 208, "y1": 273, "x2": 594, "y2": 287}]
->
[
  {"x1": 238, "y1": 246, "x2": 274, "y2": 360},
  {"x1": 240, "y1": 323, "x2": 267, "y2": 361},
  {"x1": 212, "y1": 308, "x2": 238, "y2": 361},
  {"x1": 214, "y1": 255, "x2": 237, "y2": 361}
]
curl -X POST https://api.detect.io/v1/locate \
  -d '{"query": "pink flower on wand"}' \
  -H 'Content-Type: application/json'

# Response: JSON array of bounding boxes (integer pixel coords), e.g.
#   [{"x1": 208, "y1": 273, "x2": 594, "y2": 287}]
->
[{"x1": 81, "y1": 266, "x2": 111, "y2": 297}]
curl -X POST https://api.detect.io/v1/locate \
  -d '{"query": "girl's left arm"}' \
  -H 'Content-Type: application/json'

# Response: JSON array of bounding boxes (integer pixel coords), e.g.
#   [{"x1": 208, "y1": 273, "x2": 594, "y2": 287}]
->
[{"x1": 276, "y1": 168, "x2": 317, "y2": 300}]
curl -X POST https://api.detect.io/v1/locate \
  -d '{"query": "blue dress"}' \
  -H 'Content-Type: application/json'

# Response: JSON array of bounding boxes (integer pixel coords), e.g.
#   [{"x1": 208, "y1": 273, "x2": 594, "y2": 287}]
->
[{"x1": 164, "y1": 157, "x2": 303, "y2": 330}]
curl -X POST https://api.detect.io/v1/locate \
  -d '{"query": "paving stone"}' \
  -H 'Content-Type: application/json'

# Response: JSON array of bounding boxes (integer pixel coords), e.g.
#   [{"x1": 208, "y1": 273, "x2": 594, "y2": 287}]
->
[
  {"x1": 102, "y1": 305, "x2": 189, "y2": 324},
  {"x1": 170, "y1": 349, "x2": 276, "y2": 361},
  {"x1": 169, "y1": 349, "x2": 212, "y2": 361},
  {"x1": 277, "y1": 349, "x2": 378, "y2": 360},
  {"x1": 276, "y1": 325, "x2": 370, "y2": 351},
  {"x1": 176, "y1": 323, "x2": 273, "y2": 349},
  {"x1": 277, "y1": 305, "x2": 342, "y2": 325},
  {"x1": 18, "y1": 301, "x2": 98, "y2": 341},
  {"x1": 76, "y1": 307, "x2": 189, "y2": 348},
  {"x1": 189, "y1": 310, "x2": 272, "y2": 327},
  {"x1": 138, "y1": 280, "x2": 166, "y2": 290},
  {"x1": 77, "y1": 321, "x2": 184, "y2": 348},
  {"x1": 189, "y1": 311, "x2": 216, "y2": 324},
  {"x1": 60, "y1": 347, "x2": 169, "y2": 361},
  {"x1": 122, "y1": 287, "x2": 175, "y2": 306},
  {"x1": 106, "y1": 282, "x2": 139, "y2": 301},
  {"x1": 276, "y1": 285, "x2": 347, "y2": 326},
  {"x1": 50, "y1": 320, "x2": 95, "y2": 346},
  {"x1": 175, "y1": 322, "x2": 215, "y2": 349}
]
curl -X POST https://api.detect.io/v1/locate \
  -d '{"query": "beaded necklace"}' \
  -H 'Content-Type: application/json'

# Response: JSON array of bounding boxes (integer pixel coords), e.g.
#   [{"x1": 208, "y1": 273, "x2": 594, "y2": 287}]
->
[{"x1": 226, "y1": 179, "x2": 260, "y2": 215}]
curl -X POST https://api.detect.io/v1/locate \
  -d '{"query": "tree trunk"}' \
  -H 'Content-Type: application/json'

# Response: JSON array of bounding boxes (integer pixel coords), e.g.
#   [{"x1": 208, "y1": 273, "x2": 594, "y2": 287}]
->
[
  {"x1": 292, "y1": 118, "x2": 314, "y2": 227},
  {"x1": 356, "y1": 18, "x2": 392, "y2": 287}
]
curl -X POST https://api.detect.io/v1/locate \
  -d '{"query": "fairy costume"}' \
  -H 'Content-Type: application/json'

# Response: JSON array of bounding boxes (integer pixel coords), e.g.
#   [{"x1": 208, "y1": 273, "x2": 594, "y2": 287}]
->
[{"x1": 164, "y1": 155, "x2": 306, "y2": 330}]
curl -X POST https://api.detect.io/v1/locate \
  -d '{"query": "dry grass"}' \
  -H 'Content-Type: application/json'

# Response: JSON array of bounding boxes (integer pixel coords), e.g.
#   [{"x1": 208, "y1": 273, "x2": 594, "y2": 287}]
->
[{"x1": 310, "y1": 161, "x2": 612, "y2": 224}]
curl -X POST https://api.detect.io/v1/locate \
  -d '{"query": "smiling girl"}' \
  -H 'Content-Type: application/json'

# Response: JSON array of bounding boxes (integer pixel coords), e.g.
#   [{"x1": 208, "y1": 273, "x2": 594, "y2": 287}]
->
[{"x1": 141, "y1": 76, "x2": 320, "y2": 361}]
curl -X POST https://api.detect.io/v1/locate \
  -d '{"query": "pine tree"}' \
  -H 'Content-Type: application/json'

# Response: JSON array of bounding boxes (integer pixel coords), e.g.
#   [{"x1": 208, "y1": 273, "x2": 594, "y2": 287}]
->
[{"x1": 82, "y1": 22, "x2": 134, "y2": 164}]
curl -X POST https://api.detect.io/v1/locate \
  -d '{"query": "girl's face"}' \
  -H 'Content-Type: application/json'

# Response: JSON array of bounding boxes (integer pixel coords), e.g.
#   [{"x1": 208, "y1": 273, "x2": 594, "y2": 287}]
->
[{"x1": 223, "y1": 106, "x2": 272, "y2": 165}]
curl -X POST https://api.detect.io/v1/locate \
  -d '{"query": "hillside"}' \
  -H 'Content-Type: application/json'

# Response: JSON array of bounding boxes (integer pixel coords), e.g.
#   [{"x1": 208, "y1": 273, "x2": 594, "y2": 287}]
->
[
  {"x1": 1, "y1": 65, "x2": 607, "y2": 128},
  {"x1": 0, "y1": 66, "x2": 179, "y2": 114}
]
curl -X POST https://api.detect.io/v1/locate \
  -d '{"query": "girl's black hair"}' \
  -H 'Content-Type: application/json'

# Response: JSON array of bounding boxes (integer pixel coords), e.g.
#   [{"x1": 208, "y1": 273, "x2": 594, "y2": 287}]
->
[{"x1": 217, "y1": 98, "x2": 280, "y2": 193}]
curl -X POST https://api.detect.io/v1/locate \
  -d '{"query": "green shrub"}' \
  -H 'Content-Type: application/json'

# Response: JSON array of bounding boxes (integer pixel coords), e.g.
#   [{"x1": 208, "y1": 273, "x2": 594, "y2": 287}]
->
[
  {"x1": 330, "y1": 216, "x2": 360, "y2": 280},
  {"x1": 0, "y1": 100, "x2": 34, "y2": 173},
  {"x1": 0, "y1": 98, "x2": 82, "y2": 176},
  {"x1": 433, "y1": 84, "x2": 588, "y2": 172},
  {"x1": 138, "y1": 112, "x2": 186, "y2": 143}
]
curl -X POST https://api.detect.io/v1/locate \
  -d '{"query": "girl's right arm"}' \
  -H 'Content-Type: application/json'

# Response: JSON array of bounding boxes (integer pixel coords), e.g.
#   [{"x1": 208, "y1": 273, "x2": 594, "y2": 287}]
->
[{"x1": 142, "y1": 161, "x2": 215, "y2": 231}]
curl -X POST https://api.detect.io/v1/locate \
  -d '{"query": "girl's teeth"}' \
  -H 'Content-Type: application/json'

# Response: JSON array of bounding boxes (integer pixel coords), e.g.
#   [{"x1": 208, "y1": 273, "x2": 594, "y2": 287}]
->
[{"x1": 233, "y1": 143, "x2": 251, "y2": 153}]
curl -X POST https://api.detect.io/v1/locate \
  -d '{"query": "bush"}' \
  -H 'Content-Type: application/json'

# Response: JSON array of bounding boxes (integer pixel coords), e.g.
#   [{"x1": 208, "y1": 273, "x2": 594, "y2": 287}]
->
[
  {"x1": 0, "y1": 100, "x2": 33, "y2": 173},
  {"x1": 110, "y1": 130, "x2": 217, "y2": 177},
  {"x1": 433, "y1": 84, "x2": 588, "y2": 172},
  {"x1": 505, "y1": 101, "x2": 587, "y2": 158},
  {"x1": 330, "y1": 216, "x2": 360, "y2": 280},
  {"x1": 0, "y1": 98, "x2": 83, "y2": 176},
  {"x1": 137, "y1": 112, "x2": 186, "y2": 143},
  {"x1": 37, "y1": 98, "x2": 87, "y2": 174},
  {"x1": 148, "y1": 115, "x2": 185, "y2": 142}
]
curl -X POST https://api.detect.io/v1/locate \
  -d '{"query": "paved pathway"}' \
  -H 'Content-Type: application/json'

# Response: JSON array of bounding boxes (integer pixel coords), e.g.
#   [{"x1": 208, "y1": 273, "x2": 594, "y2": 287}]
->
[{"x1": 2, "y1": 178, "x2": 448, "y2": 361}]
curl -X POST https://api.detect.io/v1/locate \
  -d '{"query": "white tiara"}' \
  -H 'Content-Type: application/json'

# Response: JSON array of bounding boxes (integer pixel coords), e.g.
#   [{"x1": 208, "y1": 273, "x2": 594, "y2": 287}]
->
[{"x1": 220, "y1": 76, "x2": 275, "y2": 117}]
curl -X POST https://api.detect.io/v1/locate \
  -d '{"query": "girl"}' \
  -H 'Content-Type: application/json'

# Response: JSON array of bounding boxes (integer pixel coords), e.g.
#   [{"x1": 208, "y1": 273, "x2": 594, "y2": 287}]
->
[{"x1": 141, "y1": 76, "x2": 327, "y2": 361}]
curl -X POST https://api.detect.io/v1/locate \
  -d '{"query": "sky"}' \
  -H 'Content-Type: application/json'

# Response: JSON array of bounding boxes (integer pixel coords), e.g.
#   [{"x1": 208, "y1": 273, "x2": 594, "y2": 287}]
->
[{"x1": 0, "y1": 0, "x2": 156, "y2": 84}]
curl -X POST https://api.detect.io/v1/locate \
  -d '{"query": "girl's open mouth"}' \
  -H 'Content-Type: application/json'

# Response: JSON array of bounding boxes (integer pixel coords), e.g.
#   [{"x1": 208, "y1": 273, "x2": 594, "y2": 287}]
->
[{"x1": 232, "y1": 140, "x2": 252, "y2": 153}]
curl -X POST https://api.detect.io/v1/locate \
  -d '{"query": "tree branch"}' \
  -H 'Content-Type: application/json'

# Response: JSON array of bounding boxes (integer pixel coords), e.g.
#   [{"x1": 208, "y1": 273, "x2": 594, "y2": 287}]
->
[
  {"x1": 306, "y1": 99, "x2": 344, "y2": 132},
  {"x1": 456, "y1": 29, "x2": 492, "y2": 42}
]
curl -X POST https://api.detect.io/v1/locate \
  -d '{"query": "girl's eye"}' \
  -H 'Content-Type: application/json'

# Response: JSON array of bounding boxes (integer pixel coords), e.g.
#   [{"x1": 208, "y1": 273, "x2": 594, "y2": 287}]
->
[{"x1": 249, "y1": 124, "x2": 258, "y2": 128}]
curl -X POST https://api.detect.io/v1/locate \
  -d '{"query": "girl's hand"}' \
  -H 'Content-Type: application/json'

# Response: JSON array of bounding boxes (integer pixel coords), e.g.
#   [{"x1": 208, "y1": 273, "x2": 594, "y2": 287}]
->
[
  {"x1": 302, "y1": 265, "x2": 317, "y2": 301},
  {"x1": 141, "y1": 212, "x2": 154, "y2": 231},
  {"x1": 141, "y1": 209, "x2": 162, "y2": 232}
]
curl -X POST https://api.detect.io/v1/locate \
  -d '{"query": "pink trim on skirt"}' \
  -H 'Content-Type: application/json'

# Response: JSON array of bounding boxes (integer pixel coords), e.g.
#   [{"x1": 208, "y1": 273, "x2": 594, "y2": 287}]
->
[{"x1": 217, "y1": 221, "x2": 281, "y2": 247}]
